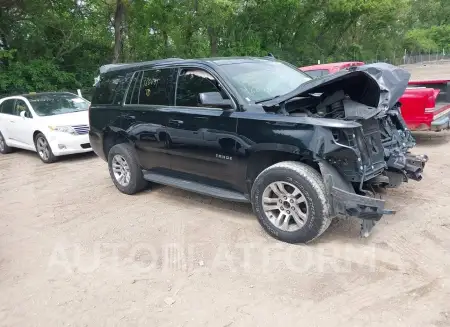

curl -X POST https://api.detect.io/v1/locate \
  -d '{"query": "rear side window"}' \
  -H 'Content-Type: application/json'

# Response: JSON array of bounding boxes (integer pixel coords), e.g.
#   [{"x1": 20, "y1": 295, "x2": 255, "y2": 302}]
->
[
  {"x1": 138, "y1": 68, "x2": 176, "y2": 105},
  {"x1": 92, "y1": 73, "x2": 127, "y2": 105},
  {"x1": 0, "y1": 99, "x2": 15, "y2": 115},
  {"x1": 112, "y1": 73, "x2": 133, "y2": 105}
]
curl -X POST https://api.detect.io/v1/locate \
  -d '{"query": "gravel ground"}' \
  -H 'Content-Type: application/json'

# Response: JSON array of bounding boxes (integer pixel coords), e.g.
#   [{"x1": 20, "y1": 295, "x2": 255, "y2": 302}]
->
[
  {"x1": 1, "y1": 65, "x2": 450, "y2": 327},
  {"x1": 403, "y1": 60, "x2": 450, "y2": 80}
]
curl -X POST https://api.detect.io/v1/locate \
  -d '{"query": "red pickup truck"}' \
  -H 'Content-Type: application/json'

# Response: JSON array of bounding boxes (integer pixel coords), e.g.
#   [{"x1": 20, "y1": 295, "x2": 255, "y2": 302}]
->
[{"x1": 299, "y1": 62, "x2": 450, "y2": 131}]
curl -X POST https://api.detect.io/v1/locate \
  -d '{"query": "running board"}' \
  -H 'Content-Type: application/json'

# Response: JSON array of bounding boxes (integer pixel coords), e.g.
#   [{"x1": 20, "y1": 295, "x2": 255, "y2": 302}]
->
[{"x1": 143, "y1": 172, "x2": 250, "y2": 203}]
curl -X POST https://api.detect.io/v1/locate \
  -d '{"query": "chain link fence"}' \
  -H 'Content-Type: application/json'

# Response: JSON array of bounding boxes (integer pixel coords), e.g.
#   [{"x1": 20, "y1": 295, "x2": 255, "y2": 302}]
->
[
  {"x1": 400, "y1": 52, "x2": 450, "y2": 65},
  {"x1": 314, "y1": 50, "x2": 449, "y2": 67}
]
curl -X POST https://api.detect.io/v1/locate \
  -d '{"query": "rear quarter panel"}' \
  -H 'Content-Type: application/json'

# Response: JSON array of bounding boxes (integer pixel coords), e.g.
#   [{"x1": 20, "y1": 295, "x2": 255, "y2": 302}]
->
[{"x1": 88, "y1": 105, "x2": 120, "y2": 160}]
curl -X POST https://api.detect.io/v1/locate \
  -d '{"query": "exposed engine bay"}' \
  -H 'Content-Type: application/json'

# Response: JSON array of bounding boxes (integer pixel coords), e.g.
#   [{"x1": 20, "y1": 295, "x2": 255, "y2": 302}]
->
[
  {"x1": 283, "y1": 90, "x2": 427, "y2": 186},
  {"x1": 284, "y1": 90, "x2": 378, "y2": 119}
]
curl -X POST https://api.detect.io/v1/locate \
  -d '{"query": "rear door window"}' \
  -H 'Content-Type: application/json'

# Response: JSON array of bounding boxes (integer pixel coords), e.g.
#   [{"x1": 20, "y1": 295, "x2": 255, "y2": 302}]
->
[
  {"x1": 0, "y1": 99, "x2": 16, "y2": 115},
  {"x1": 138, "y1": 68, "x2": 176, "y2": 105},
  {"x1": 125, "y1": 71, "x2": 143, "y2": 105}
]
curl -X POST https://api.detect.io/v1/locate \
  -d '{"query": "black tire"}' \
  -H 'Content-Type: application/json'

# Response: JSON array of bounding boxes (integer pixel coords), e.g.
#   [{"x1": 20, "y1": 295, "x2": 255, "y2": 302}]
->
[
  {"x1": 164, "y1": 133, "x2": 173, "y2": 148},
  {"x1": 107, "y1": 143, "x2": 148, "y2": 195},
  {"x1": 34, "y1": 133, "x2": 57, "y2": 163},
  {"x1": 251, "y1": 161, "x2": 332, "y2": 244},
  {"x1": 0, "y1": 131, "x2": 13, "y2": 154}
]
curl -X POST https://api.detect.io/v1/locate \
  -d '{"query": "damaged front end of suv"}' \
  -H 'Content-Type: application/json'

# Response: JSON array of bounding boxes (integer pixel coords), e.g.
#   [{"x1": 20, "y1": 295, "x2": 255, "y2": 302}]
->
[{"x1": 261, "y1": 63, "x2": 428, "y2": 236}]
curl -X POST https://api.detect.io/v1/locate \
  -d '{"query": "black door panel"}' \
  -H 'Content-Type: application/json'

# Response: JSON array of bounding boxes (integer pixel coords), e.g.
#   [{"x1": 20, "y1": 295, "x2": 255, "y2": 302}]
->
[
  {"x1": 164, "y1": 107, "x2": 248, "y2": 192},
  {"x1": 165, "y1": 67, "x2": 247, "y2": 191},
  {"x1": 122, "y1": 67, "x2": 177, "y2": 171},
  {"x1": 130, "y1": 109, "x2": 172, "y2": 170}
]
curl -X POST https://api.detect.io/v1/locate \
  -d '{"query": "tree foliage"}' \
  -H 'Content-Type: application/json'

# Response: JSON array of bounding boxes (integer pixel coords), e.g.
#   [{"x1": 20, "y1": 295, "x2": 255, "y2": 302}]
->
[{"x1": 0, "y1": 0, "x2": 448, "y2": 95}]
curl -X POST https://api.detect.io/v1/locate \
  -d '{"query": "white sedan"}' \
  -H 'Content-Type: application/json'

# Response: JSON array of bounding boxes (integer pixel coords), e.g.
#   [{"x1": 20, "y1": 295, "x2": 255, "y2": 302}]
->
[{"x1": 0, "y1": 92, "x2": 92, "y2": 163}]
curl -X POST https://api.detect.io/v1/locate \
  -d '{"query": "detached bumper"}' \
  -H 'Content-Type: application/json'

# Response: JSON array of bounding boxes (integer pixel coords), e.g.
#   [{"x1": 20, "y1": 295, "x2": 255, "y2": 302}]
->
[
  {"x1": 319, "y1": 160, "x2": 393, "y2": 237},
  {"x1": 329, "y1": 186, "x2": 385, "y2": 220}
]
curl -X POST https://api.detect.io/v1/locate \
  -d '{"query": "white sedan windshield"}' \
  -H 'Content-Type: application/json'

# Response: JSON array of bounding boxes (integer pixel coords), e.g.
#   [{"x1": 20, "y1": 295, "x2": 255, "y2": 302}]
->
[{"x1": 27, "y1": 93, "x2": 90, "y2": 116}]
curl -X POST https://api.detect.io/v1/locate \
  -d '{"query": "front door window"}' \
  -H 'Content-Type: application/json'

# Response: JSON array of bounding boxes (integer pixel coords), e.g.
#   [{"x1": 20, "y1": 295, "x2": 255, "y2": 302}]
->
[
  {"x1": 176, "y1": 68, "x2": 229, "y2": 107},
  {"x1": 14, "y1": 100, "x2": 32, "y2": 118}
]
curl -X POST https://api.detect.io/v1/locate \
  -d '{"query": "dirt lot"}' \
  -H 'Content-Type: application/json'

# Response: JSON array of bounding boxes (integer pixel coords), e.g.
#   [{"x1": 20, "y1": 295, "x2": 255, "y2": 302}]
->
[
  {"x1": 1, "y1": 65, "x2": 450, "y2": 327},
  {"x1": 403, "y1": 60, "x2": 450, "y2": 80}
]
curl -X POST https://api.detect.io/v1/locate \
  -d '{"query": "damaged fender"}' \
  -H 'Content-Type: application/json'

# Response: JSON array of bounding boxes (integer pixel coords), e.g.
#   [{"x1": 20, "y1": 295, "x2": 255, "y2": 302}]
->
[{"x1": 317, "y1": 159, "x2": 394, "y2": 237}]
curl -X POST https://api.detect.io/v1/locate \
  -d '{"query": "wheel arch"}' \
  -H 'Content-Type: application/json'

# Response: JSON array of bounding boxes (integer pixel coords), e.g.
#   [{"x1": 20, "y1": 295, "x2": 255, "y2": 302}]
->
[
  {"x1": 33, "y1": 130, "x2": 43, "y2": 141},
  {"x1": 102, "y1": 128, "x2": 132, "y2": 159},
  {"x1": 245, "y1": 147, "x2": 320, "y2": 194}
]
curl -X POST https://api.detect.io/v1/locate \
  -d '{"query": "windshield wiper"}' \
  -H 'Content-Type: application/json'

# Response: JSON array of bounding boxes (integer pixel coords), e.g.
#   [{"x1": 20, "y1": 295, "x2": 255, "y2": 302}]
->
[{"x1": 255, "y1": 95, "x2": 280, "y2": 104}]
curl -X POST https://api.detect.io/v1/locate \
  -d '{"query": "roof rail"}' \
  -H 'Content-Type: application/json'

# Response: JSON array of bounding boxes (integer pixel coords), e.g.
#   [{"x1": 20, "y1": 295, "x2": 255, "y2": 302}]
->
[{"x1": 99, "y1": 57, "x2": 184, "y2": 74}]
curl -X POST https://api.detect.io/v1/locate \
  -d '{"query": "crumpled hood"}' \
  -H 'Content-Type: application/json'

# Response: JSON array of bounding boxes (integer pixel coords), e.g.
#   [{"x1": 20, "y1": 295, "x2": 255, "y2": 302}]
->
[
  {"x1": 355, "y1": 63, "x2": 411, "y2": 110},
  {"x1": 262, "y1": 62, "x2": 411, "y2": 111}
]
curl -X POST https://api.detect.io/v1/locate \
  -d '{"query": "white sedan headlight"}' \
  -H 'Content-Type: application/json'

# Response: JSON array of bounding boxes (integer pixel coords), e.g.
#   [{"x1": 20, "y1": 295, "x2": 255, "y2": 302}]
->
[{"x1": 48, "y1": 125, "x2": 77, "y2": 135}]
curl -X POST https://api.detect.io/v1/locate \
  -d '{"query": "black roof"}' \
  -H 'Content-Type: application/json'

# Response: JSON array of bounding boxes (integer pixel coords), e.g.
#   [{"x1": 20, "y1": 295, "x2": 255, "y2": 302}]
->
[{"x1": 99, "y1": 56, "x2": 277, "y2": 75}]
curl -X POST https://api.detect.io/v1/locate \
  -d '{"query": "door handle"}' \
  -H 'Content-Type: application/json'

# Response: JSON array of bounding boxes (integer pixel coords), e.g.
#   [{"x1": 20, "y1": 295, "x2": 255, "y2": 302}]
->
[
  {"x1": 9, "y1": 120, "x2": 15, "y2": 123},
  {"x1": 169, "y1": 119, "x2": 183, "y2": 125}
]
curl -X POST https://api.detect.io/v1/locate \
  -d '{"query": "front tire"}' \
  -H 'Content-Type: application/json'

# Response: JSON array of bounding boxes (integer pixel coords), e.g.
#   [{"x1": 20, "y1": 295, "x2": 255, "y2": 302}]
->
[
  {"x1": 251, "y1": 161, "x2": 331, "y2": 244},
  {"x1": 34, "y1": 133, "x2": 57, "y2": 163},
  {"x1": 0, "y1": 131, "x2": 13, "y2": 154},
  {"x1": 108, "y1": 143, "x2": 148, "y2": 195}
]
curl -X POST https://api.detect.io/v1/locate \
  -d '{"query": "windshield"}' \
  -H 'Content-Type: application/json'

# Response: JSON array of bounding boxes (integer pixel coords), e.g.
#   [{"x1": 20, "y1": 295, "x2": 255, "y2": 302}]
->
[
  {"x1": 220, "y1": 60, "x2": 311, "y2": 103},
  {"x1": 26, "y1": 93, "x2": 90, "y2": 116}
]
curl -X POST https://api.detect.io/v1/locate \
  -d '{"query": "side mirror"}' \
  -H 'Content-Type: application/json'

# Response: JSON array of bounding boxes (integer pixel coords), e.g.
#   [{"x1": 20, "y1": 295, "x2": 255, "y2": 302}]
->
[
  {"x1": 20, "y1": 111, "x2": 27, "y2": 118},
  {"x1": 199, "y1": 92, "x2": 233, "y2": 109}
]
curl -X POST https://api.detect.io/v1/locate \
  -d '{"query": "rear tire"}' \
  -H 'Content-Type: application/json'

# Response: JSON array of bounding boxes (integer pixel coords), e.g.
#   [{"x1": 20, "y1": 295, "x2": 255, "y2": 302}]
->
[
  {"x1": 108, "y1": 143, "x2": 148, "y2": 195},
  {"x1": 251, "y1": 161, "x2": 331, "y2": 244},
  {"x1": 0, "y1": 131, "x2": 13, "y2": 154}
]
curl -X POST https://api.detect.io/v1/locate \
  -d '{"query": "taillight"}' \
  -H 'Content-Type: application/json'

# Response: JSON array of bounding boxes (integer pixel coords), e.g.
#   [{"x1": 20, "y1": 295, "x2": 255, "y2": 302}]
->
[{"x1": 425, "y1": 90, "x2": 439, "y2": 113}]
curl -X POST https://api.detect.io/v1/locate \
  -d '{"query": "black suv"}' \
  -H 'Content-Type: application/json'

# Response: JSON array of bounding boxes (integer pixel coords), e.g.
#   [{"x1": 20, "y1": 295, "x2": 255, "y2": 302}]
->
[{"x1": 89, "y1": 57, "x2": 428, "y2": 243}]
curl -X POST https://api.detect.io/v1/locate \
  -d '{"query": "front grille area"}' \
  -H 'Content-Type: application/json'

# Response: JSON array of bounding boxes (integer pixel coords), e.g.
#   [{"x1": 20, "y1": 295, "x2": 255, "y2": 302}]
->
[
  {"x1": 80, "y1": 143, "x2": 91, "y2": 149},
  {"x1": 72, "y1": 124, "x2": 90, "y2": 135}
]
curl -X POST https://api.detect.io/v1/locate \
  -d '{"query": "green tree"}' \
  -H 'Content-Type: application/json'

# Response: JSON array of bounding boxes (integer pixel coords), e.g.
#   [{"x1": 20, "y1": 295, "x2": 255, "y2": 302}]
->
[{"x1": 0, "y1": 0, "x2": 449, "y2": 95}]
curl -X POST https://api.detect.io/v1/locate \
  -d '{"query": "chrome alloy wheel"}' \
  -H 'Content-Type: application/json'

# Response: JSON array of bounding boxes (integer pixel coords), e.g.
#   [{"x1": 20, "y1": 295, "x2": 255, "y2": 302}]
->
[
  {"x1": 112, "y1": 154, "x2": 131, "y2": 187},
  {"x1": 36, "y1": 136, "x2": 50, "y2": 161},
  {"x1": 262, "y1": 181, "x2": 309, "y2": 232}
]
